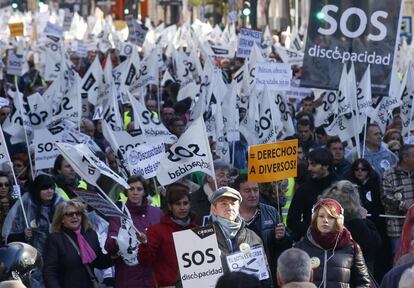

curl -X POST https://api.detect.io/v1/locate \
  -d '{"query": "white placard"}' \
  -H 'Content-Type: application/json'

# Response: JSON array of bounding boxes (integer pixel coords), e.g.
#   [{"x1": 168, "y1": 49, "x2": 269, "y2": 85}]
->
[
  {"x1": 127, "y1": 142, "x2": 165, "y2": 179},
  {"x1": 173, "y1": 226, "x2": 223, "y2": 288},
  {"x1": 63, "y1": 10, "x2": 73, "y2": 32},
  {"x1": 34, "y1": 128, "x2": 62, "y2": 170},
  {"x1": 7, "y1": 50, "x2": 24, "y2": 76},
  {"x1": 255, "y1": 63, "x2": 292, "y2": 91},
  {"x1": 44, "y1": 21, "x2": 63, "y2": 38},
  {"x1": 236, "y1": 28, "x2": 263, "y2": 58},
  {"x1": 226, "y1": 245, "x2": 269, "y2": 280}
]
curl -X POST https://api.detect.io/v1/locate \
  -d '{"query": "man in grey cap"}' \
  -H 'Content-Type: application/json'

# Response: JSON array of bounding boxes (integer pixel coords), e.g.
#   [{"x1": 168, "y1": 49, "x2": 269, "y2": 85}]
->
[
  {"x1": 191, "y1": 159, "x2": 231, "y2": 225},
  {"x1": 209, "y1": 186, "x2": 272, "y2": 287}
]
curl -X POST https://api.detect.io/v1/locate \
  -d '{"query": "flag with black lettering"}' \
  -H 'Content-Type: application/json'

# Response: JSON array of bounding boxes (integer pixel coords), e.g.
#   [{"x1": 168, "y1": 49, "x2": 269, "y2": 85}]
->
[
  {"x1": 314, "y1": 90, "x2": 338, "y2": 127},
  {"x1": 81, "y1": 56, "x2": 102, "y2": 107},
  {"x1": 127, "y1": 91, "x2": 177, "y2": 144},
  {"x1": 26, "y1": 92, "x2": 53, "y2": 130},
  {"x1": 55, "y1": 142, "x2": 129, "y2": 188},
  {"x1": 43, "y1": 34, "x2": 62, "y2": 81},
  {"x1": 398, "y1": 64, "x2": 414, "y2": 136},
  {"x1": 3, "y1": 88, "x2": 32, "y2": 144},
  {"x1": 156, "y1": 117, "x2": 214, "y2": 186},
  {"x1": 368, "y1": 71, "x2": 401, "y2": 133}
]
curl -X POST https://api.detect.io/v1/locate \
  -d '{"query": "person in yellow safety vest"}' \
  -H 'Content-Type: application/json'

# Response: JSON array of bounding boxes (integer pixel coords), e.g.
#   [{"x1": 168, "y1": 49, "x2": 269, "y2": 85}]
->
[
  {"x1": 118, "y1": 183, "x2": 163, "y2": 208},
  {"x1": 281, "y1": 178, "x2": 295, "y2": 224},
  {"x1": 53, "y1": 155, "x2": 88, "y2": 200}
]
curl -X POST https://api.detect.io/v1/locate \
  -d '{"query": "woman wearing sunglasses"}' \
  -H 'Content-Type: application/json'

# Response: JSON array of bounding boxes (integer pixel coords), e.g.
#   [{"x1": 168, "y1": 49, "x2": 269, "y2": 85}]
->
[
  {"x1": 2, "y1": 174, "x2": 65, "y2": 288},
  {"x1": 346, "y1": 158, "x2": 390, "y2": 280},
  {"x1": 43, "y1": 200, "x2": 113, "y2": 288}
]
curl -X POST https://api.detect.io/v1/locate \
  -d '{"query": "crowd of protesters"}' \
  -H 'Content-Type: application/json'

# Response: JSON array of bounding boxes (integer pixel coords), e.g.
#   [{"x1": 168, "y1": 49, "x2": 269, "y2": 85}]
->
[{"x1": 0, "y1": 10, "x2": 413, "y2": 288}]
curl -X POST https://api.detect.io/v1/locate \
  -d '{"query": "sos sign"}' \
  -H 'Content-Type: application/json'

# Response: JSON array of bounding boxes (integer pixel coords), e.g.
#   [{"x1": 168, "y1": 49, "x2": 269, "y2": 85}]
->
[{"x1": 317, "y1": 5, "x2": 388, "y2": 41}]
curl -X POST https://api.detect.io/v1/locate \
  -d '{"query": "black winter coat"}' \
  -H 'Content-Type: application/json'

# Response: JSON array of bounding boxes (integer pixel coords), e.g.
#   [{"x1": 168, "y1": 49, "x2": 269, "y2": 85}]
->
[
  {"x1": 295, "y1": 230, "x2": 371, "y2": 288},
  {"x1": 287, "y1": 175, "x2": 336, "y2": 241},
  {"x1": 345, "y1": 218, "x2": 381, "y2": 269},
  {"x1": 43, "y1": 227, "x2": 113, "y2": 288}
]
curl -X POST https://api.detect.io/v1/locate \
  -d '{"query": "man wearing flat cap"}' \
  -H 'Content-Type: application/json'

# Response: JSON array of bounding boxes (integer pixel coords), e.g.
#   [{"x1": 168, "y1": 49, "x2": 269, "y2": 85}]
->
[{"x1": 209, "y1": 186, "x2": 272, "y2": 287}]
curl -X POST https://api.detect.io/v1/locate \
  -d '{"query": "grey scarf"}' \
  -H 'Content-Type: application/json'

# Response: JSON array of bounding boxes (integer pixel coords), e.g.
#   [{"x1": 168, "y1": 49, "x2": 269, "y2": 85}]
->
[
  {"x1": 212, "y1": 215, "x2": 242, "y2": 239},
  {"x1": 171, "y1": 216, "x2": 191, "y2": 227}
]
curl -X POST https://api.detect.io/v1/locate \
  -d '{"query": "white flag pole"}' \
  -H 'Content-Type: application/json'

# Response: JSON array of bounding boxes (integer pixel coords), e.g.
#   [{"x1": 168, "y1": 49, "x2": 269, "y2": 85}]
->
[
  {"x1": 0, "y1": 125, "x2": 29, "y2": 228},
  {"x1": 14, "y1": 78, "x2": 35, "y2": 178},
  {"x1": 201, "y1": 117, "x2": 217, "y2": 190},
  {"x1": 95, "y1": 184, "x2": 144, "y2": 236}
]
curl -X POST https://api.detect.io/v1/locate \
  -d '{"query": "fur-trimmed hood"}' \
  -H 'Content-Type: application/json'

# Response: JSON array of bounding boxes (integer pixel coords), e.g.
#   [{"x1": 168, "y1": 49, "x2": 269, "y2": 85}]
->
[{"x1": 321, "y1": 180, "x2": 362, "y2": 221}]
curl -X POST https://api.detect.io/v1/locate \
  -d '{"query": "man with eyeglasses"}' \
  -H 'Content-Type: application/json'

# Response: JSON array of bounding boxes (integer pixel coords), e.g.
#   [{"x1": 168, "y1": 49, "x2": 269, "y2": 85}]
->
[
  {"x1": 234, "y1": 174, "x2": 291, "y2": 287},
  {"x1": 382, "y1": 144, "x2": 414, "y2": 257},
  {"x1": 191, "y1": 159, "x2": 231, "y2": 225}
]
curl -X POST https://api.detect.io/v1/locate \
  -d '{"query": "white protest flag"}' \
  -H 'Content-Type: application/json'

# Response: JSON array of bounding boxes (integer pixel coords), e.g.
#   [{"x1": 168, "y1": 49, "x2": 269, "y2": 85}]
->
[
  {"x1": 3, "y1": 89, "x2": 32, "y2": 144},
  {"x1": 398, "y1": 64, "x2": 414, "y2": 136},
  {"x1": 189, "y1": 59, "x2": 214, "y2": 122},
  {"x1": 55, "y1": 142, "x2": 129, "y2": 188},
  {"x1": 255, "y1": 86, "x2": 277, "y2": 144},
  {"x1": 127, "y1": 91, "x2": 177, "y2": 144},
  {"x1": 82, "y1": 56, "x2": 102, "y2": 106},
  {"x1": 136, "y1": 49, "x2": 159, "y2": 89},
  {"x1": 175, "y1": 50, "x2": 197, "y2": 102},
  {"x1": 273, "y1": 46, "x2": 304, "y2": 67},
  {"x1": 239, "y1": 85, "x2": 260, "y2": 145},
  {"x1": 288, "y1": 29, "x2": 302, "y2": 51},
  {"x1": 357, "y1": 66, "x2": 373, "y2": 115},
  {"x1": 248, "y1": 43, "x2": 265, "y2": 88},
  {"x1": 209, "y1": 71, "x2": 230, "y2": 163},
  {"x1": 161, "y1": 69, "x2": 175, "y2": 86},
  {"x1": 97, "y1": 56, "x2": 123, "y2": 131},
  {"x1": 369, "y1": 71, "x2": 401, "y2": 133},
  {"x1": 43, "y1": 34, "x2": 62, "y2": 81},
  {"x1": 102, "y1": 117, "x2": 146, "y2": 175},
  {"x1": 26, "y1": 92, "x2": 53, "y2": 129},
  {"x1": 0, "y1": 125, "x2": 9, "y2": 165},
  {"x1": 275, "y1": 92, "x2": 295, "y2": 139},
  {"x1": 326, "y1": 65, "x2": 363, "y2": 142},
  {"x1": 46, "y1": 57, "x2": 82, "y2": 127},
  {"x1": 221, "y1": 81, "x2": 240, "y2": 142},
  {"x1": 156, "y1": 117, "x2": 215, "y2": 186},
  {"x1": 120, "y1": 46, "x2": 141, "y2": 91},
  {"x1": 314, "y1": 90, "x2": 338, "y2": 127}
]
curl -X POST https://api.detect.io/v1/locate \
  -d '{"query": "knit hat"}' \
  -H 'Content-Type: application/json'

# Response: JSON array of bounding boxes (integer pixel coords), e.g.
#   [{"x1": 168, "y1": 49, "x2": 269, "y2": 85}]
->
[{"x1": 312, "y1": 198, "x2": 344, "y2": 216}]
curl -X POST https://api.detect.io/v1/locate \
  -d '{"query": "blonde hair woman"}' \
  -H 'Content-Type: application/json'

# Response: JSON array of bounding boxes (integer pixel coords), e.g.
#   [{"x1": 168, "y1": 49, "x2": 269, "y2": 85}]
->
[{"x1": 43, "y1": 200, "x2": 113, "y2": 288}]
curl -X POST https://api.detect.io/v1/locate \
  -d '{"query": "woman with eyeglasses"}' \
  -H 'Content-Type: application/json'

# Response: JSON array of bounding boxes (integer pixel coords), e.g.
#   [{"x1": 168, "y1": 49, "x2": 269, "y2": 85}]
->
[
  {"x1": 0, "y1": 171, "x2": 15, "y2": 244},
  {"x1": 138, "y1": 183, "x2": 197, "y2": 287},
  {"x1": 346, "y1": 159, "x2": 391, "y2": 281},
  {"x1": 105, "y1": 176, "x2": 163, "y2": 288},
  {"x1": 2, "y1": 174, "x2": 65, "y2": 288},
  {"x1": 43, "y1": 200, "x2": 114, "y2": 288}
]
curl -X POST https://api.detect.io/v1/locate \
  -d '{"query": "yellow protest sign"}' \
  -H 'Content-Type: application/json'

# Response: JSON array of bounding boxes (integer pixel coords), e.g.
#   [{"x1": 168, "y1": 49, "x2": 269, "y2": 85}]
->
[
  {"x1": 8, "y1": 22, "x2": 24, "y2": 37},
  {"x1": 114, "y1": 21, "x2": 127, "y2": 31},
  {"x1": 248, "y1": 139, "x2": 298, "y2": 183}
]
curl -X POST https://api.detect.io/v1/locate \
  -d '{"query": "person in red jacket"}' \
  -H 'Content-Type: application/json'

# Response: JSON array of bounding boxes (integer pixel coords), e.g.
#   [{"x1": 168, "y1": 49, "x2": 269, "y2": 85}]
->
[{"x1": 138, "y1": 183, "x2": 197, "y2": 287}]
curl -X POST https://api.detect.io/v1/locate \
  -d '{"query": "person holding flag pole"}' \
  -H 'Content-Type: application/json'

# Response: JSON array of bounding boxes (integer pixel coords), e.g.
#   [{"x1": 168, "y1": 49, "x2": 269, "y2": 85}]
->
[
  {"x1": 54, "y1": 143, "x2": 145, "y2": 239},
  {"x1": 0, "y1": 124, "x2": 29, "y2": 230}
]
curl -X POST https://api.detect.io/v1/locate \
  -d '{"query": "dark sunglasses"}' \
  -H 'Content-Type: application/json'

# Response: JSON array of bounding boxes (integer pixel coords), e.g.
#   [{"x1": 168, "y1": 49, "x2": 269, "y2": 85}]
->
[
  {"x1": 64, "y1": 211, "x2": 82, "y2": 218},
  {"x1": 0, "y1": 182, "x2": 10, "y2": 188},
  {"x1": 354, "y1": 167, "x2": 368, "y2": 172}
]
